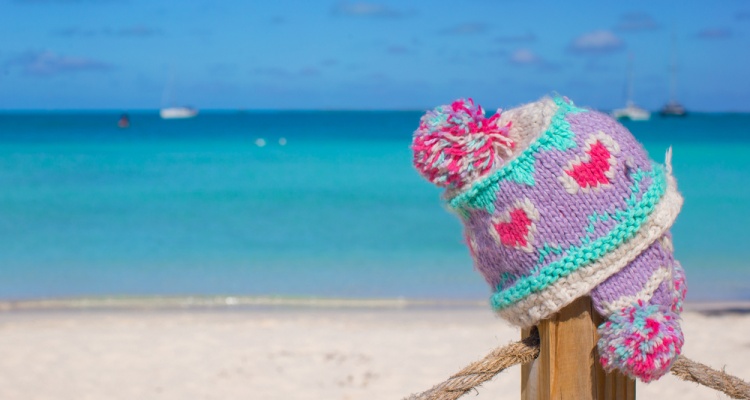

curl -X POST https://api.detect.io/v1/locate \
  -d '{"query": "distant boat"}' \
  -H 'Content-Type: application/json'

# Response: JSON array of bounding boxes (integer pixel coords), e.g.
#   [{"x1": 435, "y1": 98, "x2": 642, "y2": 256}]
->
[
  {"x1": 660, "y1": 33, "x2": 688, "y2": 117},
  {"x1": 612, "y1": 53, "x2": 651, "y2": 121},
  {"x1": 612, "y1": 101, "x2": 651, "y2": 121},
  {"x1": 117, "y1": 113, "x2": 130, "y2": 128},
  {"x1": 160, "y1": 107, "x2": 198, "y2": 119},
  {"x1": 659, "y1": 101, "x2": 687, "y2": 117},
  {"x1": 160, "y1": 69, "x2": 198, "y2": 120}
]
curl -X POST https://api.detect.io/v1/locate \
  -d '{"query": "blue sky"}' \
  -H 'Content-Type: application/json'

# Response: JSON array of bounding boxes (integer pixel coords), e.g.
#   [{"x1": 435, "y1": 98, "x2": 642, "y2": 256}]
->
[{"x1": 1, "y1": 0, "x2": 749, "y2": 111}]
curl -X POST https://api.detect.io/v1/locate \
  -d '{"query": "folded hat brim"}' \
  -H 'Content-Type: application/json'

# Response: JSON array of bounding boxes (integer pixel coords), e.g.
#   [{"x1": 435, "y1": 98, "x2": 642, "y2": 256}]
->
[{"x1": 494, "y1": 158, "x2": 683, "y2": 328}]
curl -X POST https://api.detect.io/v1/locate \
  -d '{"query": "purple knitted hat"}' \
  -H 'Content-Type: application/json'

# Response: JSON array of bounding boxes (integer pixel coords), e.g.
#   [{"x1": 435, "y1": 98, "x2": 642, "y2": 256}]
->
[{"x1": 411, "y1": 96, "x2": 687, "y2": 382}]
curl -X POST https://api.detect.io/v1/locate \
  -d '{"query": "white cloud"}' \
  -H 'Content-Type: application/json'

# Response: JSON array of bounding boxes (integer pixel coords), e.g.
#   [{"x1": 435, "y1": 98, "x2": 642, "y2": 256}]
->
[
  {"x1": 568, "y1": 30, "x2": 625, "y2": 55},
  {"x1": 331, "y1": 1, "x2": 407, "y2": 18},
  {"x1": 509, "y1": 49, "x2": 540, "y2": 65},
  {"x1": 508, "y1": 49, "x2": 560, "y2": 72},
  {"x1": 5, "y1": 50, "x2": 112, "y2": 76}
]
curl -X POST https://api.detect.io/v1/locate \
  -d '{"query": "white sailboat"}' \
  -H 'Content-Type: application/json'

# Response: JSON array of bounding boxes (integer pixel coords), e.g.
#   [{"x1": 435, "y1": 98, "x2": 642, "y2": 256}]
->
[
  {"x1": 612, "y1": 101, "x2": 651, "y2": 121},
  {"x1": 160, "y1": 71, "x2": 198, "y2": 120},
  {"x1": 612, "y1": 54, "x2": 650, "y2": 121},
  {"x1": 160, "y1": 107, "x2": 198, "y2": 119}
]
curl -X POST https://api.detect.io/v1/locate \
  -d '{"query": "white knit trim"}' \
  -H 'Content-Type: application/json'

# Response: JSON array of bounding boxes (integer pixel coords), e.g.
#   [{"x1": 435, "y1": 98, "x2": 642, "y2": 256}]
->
[
  {"x1": 598, "y1": 266, "x2": 672, "y2": 315},
  {"x1": 497, "y1": 170, "x2": 683, "y2": 327},
  {"x1": 659, "y1": 235, "x2": 674, "y2": 253},
  {"x1": 499, "y1": 97, "x2": 557, "y2": 158}
]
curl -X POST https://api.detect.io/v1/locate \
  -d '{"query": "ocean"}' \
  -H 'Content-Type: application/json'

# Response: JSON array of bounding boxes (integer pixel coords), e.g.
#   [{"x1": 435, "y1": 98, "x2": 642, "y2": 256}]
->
[{"x1": 0, "y1": 111, "x2": 748, "y2": 302}]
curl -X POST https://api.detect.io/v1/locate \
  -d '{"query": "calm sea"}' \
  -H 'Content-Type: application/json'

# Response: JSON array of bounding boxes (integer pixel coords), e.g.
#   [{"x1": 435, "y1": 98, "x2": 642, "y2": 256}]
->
[{"x1": 0, "y1": 111, "x2": 748, "y2": 302}]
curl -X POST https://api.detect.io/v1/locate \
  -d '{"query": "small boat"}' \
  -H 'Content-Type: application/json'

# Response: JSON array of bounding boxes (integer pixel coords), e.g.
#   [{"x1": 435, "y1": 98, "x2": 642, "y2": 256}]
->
[
  {"x1": 612, "y1": 54, "x2": 651, "y2": 121},
  {"x1": 160, "y1": 69, "x2": 198, "y2": 120},
  {"x1": 612, "y1": 101, "x2": 651, "y2": 121},
  {"x1": 659, "y1": 101, "x2": 687, "y2": 117},
  {"x1": 117, "y1": 113, "x2": 130, "y2": 128},
  {"x1": 160, "y1": 107, "x2": 198, "y2": 119},
  {"x1": 659, "y1": 34, "x2": 688, "y2": 117}
]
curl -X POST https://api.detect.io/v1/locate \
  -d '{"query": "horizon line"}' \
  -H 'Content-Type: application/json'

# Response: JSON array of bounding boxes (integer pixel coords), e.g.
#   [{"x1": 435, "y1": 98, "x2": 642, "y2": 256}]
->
[{"x1": 2, "y1": 108, "x2": 749, "y2": 114}]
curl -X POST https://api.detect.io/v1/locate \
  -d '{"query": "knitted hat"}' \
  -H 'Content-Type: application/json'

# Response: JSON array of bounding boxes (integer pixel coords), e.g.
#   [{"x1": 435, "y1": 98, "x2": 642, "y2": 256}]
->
[{"x1": 411, "y1": 96, "x2": 687, "y2": 382}]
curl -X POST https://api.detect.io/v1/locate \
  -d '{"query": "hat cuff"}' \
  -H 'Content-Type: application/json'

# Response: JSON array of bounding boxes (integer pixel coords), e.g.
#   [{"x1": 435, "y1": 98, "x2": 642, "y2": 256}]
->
[
  {"x1": 494, "y1": 169, "x2": 683, "y2": 328},
  {"x1": 594, "y1": 249, "x2": 676, "y2": 317}
]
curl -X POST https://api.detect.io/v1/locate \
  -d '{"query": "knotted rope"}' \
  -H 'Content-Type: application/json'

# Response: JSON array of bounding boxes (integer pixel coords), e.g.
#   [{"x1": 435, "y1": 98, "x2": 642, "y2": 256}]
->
[{"x1": 406, "y1": 328, "x2": 750, "y2": 400}]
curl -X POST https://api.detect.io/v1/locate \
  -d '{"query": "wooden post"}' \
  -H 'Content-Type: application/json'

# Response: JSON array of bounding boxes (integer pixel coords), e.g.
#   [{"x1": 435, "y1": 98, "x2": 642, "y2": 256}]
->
[{"x1": 521, "y1": 296, "x2": 635, "y2": 400}]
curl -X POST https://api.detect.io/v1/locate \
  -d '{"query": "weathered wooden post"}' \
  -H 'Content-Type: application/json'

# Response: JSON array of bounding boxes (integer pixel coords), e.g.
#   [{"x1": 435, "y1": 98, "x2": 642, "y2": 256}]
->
[{"x1": 521, "y1": 296, "x2": 635, "y2": 400}]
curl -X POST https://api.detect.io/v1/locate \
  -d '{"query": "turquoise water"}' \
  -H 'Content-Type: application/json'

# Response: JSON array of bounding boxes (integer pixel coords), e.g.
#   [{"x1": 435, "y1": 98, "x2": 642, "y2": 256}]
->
[{"x1": 0, "y1": 112, "x2": 748, "y2": 301}]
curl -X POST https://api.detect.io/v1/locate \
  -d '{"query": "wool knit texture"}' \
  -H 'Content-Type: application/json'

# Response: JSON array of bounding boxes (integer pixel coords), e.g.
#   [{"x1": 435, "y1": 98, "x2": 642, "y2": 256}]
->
[{"x1": 411, "y1": 95, "x2": 687, "y2": 383}]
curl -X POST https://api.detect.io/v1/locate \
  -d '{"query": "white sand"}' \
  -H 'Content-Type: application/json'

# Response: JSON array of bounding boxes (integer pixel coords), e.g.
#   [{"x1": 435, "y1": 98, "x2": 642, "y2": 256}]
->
[{"x1": 0, "y1": 305, "x2": 748, "y2": 399}]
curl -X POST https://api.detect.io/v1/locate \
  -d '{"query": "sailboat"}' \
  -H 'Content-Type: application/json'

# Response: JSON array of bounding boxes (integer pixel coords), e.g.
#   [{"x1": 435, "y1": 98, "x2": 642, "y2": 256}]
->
[
  {"x1": 160, "y1": 70, "x2": 198, "y2": 120},
  {"x1": 160, "y1": 107, "x2": 198, "y2": 119},
  {"x1": 612, "y1": 54, "x2": 651, "y2": 121},
  {"x1": 660, "y1": 34, "x2": 688, "y2": 117}
]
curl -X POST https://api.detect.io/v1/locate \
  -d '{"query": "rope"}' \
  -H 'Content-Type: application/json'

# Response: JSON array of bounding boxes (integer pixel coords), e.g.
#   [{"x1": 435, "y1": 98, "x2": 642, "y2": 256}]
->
[
  {"x1": 671, "y1": 355, "x2": 750, "y2": 399},
  {"x1": 405, "y1": 328, "x2": 540, "y2": 400},
  {"x1": 406, "y1": 329, "x2": 750, "y2": 400}
]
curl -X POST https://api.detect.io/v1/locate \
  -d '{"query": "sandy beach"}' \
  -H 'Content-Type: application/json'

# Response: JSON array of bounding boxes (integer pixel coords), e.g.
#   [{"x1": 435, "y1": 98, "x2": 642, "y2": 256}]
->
[{"x1": 0, "y1": 300, "x2": 748, "y2": 400}]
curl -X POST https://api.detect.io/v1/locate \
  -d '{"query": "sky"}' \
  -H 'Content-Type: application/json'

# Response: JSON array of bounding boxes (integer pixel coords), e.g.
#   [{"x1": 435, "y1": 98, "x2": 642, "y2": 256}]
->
[{"x1": 1, "y1": 0, "x2": 749, "y2": 111}]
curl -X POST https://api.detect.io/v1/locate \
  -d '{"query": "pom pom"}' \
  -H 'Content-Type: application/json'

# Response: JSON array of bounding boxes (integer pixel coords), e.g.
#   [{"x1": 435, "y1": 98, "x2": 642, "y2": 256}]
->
[
  {"x1": 597, "y1": 301, "x2": 684, "y2": 382},
  {"x1": 412, "y1": 98, "x2": 513, "y2": 189}
]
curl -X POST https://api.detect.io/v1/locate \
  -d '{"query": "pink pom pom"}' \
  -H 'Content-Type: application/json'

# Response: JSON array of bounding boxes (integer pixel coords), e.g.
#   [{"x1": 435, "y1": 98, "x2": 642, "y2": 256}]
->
[
  {"x1": 411, "y1": 98, "x2": 513, "y2": 189},
  {"x1": 597, "y1": 301, "x2": 684, "y2": 382}
]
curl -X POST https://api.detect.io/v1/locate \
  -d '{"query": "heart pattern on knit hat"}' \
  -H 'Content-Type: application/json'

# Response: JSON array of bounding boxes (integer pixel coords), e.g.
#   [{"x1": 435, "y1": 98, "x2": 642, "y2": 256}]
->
[
  {"x1": 489, "y1": 198, "x2": 540, "y2": 253},
  {"x1": 559, "y1": 132, "x2": 621, "y2": 194}
]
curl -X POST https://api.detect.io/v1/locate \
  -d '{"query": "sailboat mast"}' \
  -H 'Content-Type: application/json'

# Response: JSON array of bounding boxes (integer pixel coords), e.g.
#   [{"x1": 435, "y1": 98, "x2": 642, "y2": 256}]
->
[
  {"x1": 162, "y1": 67, "x2": 175, "y2": 108},
  {"x1": 669, "y1": 33, "x2": 677, "y2": 103},
  {"x1": 627, "y1": 52, "x2": 634, "y2": 107}
]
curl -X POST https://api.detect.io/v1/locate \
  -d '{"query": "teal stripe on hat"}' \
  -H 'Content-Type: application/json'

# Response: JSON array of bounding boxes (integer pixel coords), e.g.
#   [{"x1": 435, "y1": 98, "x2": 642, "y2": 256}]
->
[
  {"x1": 449, "y1": 96, "x2": 581, "y2": 214},
  {"x1": 490, "y1": 164, "x2": 667, "y2": 311}
]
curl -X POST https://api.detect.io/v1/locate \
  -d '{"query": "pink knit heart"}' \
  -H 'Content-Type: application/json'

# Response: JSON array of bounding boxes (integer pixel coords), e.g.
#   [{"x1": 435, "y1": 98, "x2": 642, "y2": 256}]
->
[
  {"x1": 565, "y1": 140, "x2": 613, "y2": 188},
  {"x1": 493, "y1": 208, "x2": 533, "y2": 248}
]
